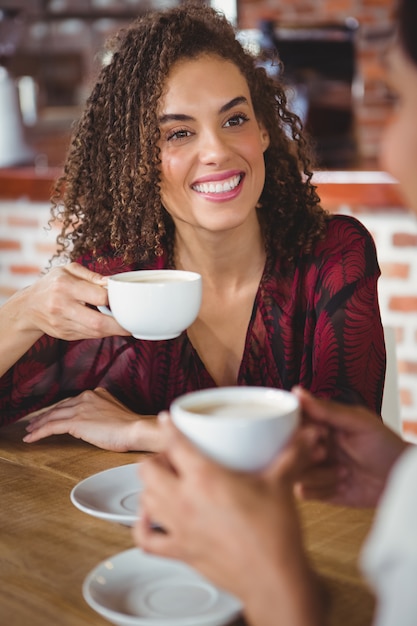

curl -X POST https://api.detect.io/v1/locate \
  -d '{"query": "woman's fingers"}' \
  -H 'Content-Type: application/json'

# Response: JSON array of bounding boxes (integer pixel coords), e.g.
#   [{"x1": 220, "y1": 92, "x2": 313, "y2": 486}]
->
[
  {"x1": 22, "y1": 388, "x2": 146, "y2": 451},
  {"x1": 293, "y1": 386, "x2": 377, "y2": 432},
  {"x1": 135, "y1": 512, "x2": 179, "y2": 559},
  {"x1": 23, "y1": 397, "x2": 88, "y2": 441},
  {"x1": 64, "y1": 262, "x2": 108, "y2": 285},
  {"x1": 138, "y1": 453, "x2": 187, "y2": 542},
  {"x1": 294, "y1": 464, "x2": 345, "y2": 501},
  {"x1": 154, "y1": 417, "x2": 217, "y2": 476},
  {"x1": 24, "y1": 263, "x2": 130, "y2": 340}
]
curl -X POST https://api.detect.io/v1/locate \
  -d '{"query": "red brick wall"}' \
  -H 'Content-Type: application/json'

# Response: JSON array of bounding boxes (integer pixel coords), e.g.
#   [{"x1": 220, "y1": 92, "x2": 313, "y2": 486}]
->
[{"x1": 0, "y1": 201, "x2": 56, "y2": 302}]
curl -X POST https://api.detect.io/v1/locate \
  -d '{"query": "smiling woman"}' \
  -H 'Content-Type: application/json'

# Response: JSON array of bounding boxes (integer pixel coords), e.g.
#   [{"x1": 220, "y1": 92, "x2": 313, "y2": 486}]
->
[{"x1": 0, "y1": 2, "x2": 385, "y2": 452}]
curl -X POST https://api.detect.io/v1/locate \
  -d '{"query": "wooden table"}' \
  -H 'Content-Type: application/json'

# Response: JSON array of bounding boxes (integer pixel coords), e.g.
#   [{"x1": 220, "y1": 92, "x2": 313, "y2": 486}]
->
[{"x1": 0, "y1": 420, "x2": 376, "y2": 626}]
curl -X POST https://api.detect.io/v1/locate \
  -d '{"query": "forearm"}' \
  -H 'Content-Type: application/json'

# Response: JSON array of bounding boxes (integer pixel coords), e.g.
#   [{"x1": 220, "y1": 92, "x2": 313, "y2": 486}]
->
[
  {"x1": 243, "y1": 552, "x2": 325, "y2": 626},
  {"x1": 0, "y1": 289, "x2": 43, "y2": 377}
]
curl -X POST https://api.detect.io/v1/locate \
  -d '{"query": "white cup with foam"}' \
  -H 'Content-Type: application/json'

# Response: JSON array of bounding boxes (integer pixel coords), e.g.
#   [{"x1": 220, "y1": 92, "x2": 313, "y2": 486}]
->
[
  {"x1": 99, "y1": 269, "x2": 202, "y2": 340},
  {"x1": 170, "y1": 386, "x2": 300, "y2": 472}
]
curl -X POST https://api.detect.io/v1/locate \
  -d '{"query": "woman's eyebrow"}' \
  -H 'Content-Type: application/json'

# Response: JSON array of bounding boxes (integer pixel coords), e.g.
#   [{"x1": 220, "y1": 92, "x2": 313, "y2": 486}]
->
[
  {"x1": 219, "y1": 96, "x2": 248, "y2": 113},
  {"x1": 158, "y1": 96, "x2": 249, "y2": 125},
  {"x1": 158, "y1": 113, "x2": 193, "y2": 124}
]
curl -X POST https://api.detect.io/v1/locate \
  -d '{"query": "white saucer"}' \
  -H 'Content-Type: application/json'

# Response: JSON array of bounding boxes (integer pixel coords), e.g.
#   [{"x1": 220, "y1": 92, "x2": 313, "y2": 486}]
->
[
  {"x1": 83, "y1": 548, "x2": 242, "y2": 626},
  {"x1": 71, "y1": 463, "x2": 142, "y2": 526}
]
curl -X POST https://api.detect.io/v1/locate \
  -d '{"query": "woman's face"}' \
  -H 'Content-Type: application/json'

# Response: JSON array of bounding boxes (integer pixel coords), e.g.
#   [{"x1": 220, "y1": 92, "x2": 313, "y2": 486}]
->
[
  {"x1": 380, "y1": 44, "x2": 417, "y2": 214},
  {"x1": 157, "y1": 54, "x2": 270, "y2": 235}
]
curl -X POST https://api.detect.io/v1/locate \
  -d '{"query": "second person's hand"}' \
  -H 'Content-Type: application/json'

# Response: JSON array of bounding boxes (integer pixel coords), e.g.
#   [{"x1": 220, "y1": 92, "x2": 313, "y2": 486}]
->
[
  {"x1": 293, "y1": 387, "x2": 409, "y2": 508},
  {"x1": 135, "y1": 417, "x2": 326, "y2": 626}
]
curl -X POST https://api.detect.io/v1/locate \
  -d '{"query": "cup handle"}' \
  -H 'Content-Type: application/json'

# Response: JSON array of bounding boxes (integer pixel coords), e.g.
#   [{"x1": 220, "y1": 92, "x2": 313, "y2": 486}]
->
[{"x1": 97, "y1": 305, "x2": 113, "y2": 317}]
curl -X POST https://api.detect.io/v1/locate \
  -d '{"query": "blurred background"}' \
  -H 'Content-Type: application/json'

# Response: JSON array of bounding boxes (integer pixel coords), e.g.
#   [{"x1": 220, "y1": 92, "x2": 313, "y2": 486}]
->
[{"x1": 0, "y1": 0, "x2": 394, "y2": 169}]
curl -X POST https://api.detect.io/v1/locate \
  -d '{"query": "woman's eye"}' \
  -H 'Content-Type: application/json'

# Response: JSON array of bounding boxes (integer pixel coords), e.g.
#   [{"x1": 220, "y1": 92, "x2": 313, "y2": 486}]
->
[
  {"x1": 224, "y1": 113, "x2": 249, "y2": 128},
  {"x1": 166, "y1": 128, "x2": 192, "y2": 141}
]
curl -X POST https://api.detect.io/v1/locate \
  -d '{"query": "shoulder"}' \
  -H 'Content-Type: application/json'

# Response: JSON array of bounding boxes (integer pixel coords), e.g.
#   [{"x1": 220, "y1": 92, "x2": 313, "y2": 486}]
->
[
  {"x1": 287, "y1": 213, "x2": 381, "y2": 282},
  {"x1": 323, "y1": 213, "x2": 375, "y2": 243},
  {"x1": 313, "y1": 214, "x2": 378, "y2": 259}
]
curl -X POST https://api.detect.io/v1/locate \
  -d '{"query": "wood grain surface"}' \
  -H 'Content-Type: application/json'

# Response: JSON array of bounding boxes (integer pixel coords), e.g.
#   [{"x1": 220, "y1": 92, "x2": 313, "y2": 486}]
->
[{"x1": 0, "y1": 419, "x2": 375, "y2": 626}]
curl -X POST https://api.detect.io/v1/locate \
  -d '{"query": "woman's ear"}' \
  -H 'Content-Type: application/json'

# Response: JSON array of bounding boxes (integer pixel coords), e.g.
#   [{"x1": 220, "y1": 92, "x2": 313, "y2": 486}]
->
[{"x1": 260, "y1": 125, "x2": 270, "y2": 152}]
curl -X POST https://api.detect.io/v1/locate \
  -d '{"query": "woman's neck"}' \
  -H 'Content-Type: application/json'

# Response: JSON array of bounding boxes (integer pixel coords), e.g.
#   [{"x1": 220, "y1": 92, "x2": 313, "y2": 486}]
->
[{"x1": 174, "y1": 222, "x2": 266, "y2": 290}]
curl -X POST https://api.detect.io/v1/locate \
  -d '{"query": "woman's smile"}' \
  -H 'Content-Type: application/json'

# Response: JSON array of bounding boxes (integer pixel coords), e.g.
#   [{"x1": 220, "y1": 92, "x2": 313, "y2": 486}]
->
[{"x1": 191, "y1": 171, "x2": 244, "y2": 201}]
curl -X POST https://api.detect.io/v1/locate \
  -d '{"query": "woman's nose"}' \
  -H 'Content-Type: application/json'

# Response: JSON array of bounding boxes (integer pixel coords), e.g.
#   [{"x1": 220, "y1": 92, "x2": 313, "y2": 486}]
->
[{"x1": 198, "y1": 130, "x2": 231, "y2": 164}]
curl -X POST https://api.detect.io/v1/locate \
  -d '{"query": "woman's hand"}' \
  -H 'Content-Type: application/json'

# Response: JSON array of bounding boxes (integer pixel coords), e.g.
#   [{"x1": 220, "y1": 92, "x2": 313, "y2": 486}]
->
[
  {"x1": 23, "y1": 388, "x2": 161, "y2": 452},
  {"x1": 16, "y1": 262, "x2": 130, "y2": 341},
  {"x1": 0, "y1": 262, "x2": 131, "y2": 378},
  {"x1": 22, "y1": 262, "x2": 131, "y2": 340},
  {"x1": 293, "y1": 387, "x2": 409, "y2": 507},
  {"x1": 134, "y1": 418, "x2": 326, "y2": 626}
]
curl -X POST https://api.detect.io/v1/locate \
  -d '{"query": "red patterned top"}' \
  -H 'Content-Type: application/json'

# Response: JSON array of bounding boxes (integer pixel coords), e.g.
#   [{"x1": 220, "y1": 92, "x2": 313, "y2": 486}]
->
[{"x1": 0, "y1": 215, "x2": 385, "y2": 425}]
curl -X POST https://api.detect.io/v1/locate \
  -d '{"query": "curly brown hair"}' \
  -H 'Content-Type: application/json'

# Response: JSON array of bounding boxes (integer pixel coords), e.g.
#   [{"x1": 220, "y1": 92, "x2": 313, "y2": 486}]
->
[{"x1": 50, "y1": 1, "x2": 327, "y2": 267}]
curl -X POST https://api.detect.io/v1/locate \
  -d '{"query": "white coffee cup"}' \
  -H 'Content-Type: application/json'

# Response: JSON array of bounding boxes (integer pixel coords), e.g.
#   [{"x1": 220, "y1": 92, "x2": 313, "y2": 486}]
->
[
  {"x1": 98, "y1": 269, "x2": 202, "y2": 340},
  {"x1": 170, "y1": 386, "x2": 300, "y2": 472}
]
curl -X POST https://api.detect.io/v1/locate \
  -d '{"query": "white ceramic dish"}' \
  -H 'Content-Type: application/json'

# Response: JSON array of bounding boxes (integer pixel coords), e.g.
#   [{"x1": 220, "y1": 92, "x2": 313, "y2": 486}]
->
[
  {"x1": 83, "y1": 548, "x2": 242, "y2": 626},
  {"x1": 70, "y1": 463, "x2": 142, "y2": 526}
]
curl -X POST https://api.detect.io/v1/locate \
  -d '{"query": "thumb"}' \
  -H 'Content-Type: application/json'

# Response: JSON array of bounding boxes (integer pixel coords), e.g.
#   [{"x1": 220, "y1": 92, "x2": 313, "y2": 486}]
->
[
  {"x1": 159, "y1": 414, "x2": 216, "y2": 475},
  {"x1": 292, "y1": 386, "x2": 369, "y2": 432},
  {"x1": 264, "y1": 423, "x2": 328, "y2": 483}
]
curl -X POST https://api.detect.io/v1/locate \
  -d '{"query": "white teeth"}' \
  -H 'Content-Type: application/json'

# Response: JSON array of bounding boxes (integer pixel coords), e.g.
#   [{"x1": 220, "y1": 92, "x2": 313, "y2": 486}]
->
[{"x1": 193, "y1": 174, "x2": 241, "y2": 194}]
